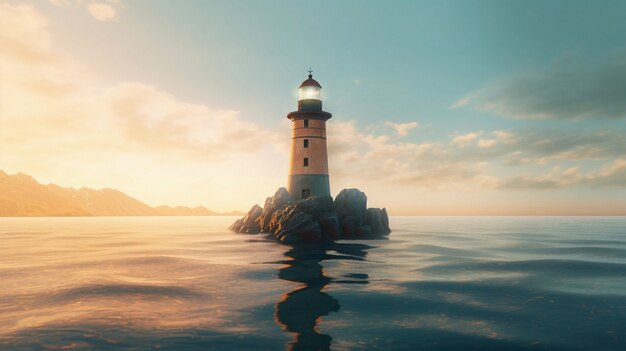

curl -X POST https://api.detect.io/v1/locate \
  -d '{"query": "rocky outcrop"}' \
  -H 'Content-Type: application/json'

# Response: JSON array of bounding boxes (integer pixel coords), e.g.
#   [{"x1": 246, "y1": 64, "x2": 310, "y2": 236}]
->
[
  {"x1": 256, "y1": 187, "x2": 293, "y2": 232},
  {"x1": 229, "y1": 204, "x2": 263, "y2": 234},
  {"x1": 230, "y1": 188, "x2": 390, "y2": 243}
]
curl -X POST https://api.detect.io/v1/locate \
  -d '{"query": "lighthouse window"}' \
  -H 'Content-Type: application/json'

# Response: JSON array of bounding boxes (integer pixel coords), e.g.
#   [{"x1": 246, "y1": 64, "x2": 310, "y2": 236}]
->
[
  {"x1": 304, "y1": 119, "x2": 309, "y2": 128},
  {"x1": 303, "y1": 158, "x2": 309, "y2": 167},
  {"x1": 304, "y1": 139, "x2": 309, "y2": 148}
]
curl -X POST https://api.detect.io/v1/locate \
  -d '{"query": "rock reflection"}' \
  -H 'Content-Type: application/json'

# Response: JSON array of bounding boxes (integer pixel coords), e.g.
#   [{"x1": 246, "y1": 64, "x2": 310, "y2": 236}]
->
[{"x1": 274, "y1": 243, "x2": 371, "y2": 351}]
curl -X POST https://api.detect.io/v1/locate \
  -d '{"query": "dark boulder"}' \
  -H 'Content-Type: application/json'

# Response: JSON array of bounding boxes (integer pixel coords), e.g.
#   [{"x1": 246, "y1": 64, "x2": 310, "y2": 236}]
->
[
  {"x1": 256, "y1": 187, "x2": 293, "y2": 232},
  {"x1": 366, "y1": 208, "x2": 391, "y2": 235},
  {"x1": 335, "y1": 189, "x2": 367, "y2": 226}
]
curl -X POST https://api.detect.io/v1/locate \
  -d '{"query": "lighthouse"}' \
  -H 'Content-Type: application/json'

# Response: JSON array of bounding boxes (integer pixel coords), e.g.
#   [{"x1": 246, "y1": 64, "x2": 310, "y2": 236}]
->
[{"x1": 287, "y1": 70, "x2": 332, "y2": 201}]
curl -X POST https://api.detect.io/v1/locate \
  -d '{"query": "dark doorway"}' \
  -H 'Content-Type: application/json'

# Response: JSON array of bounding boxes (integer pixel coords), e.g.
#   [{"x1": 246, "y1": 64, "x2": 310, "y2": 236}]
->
[{"x1": 302, "y1": 189, "x2": 311, "y2": 199}]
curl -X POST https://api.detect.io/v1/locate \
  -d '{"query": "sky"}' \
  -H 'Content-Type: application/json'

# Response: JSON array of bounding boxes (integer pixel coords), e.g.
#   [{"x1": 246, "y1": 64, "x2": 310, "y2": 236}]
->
[{"x1": 1, "y1": 0, "x2": 626, "y2": 215}]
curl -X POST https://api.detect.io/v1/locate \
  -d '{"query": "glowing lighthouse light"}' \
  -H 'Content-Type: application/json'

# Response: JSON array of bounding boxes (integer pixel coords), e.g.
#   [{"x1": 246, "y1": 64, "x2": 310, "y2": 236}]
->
[
  {"x1": 299, "y1": 85, "x2": 321, "y2": 100},
  {"x1": 298, "y1": 68, "x2": 323, "y2": 101}
]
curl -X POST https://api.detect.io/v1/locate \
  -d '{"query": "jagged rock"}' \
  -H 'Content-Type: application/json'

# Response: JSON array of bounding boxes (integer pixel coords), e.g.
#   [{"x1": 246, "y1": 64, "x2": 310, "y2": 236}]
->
[
  {"x1": 228, "y1": 218, "x2": 243, "y2": 232},
  {"x1": 294, "y1": 195, "x2": 335, "y2": 219},
  {"x1": 256, "y1": 187, "x2": 293, "y2": 232},
  {"x1": 268, "y1": 207, "x2": 286, "y2": 235},
  {"x1": 277, "y1": 212, "x2": 323, "y2": 244},
  {"x1": 272, "y1": 196, "x2": 333, "y2": 242},
  {"x1": 230, "y1": 188, "x2": 390, "y2": 243},
  {"x1": 335, "y1": 189, "x2": 367, "y2": 226},
  {"x1": 366, "y1": 208, "x2": 391, "y2": 235},
  {"x1": 230, "y1": 204, "x2": 262, "y2": 233}
]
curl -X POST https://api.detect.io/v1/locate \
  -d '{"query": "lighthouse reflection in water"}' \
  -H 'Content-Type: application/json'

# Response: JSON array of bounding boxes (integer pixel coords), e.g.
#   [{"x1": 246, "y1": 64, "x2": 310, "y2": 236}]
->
[{"x1": 274, "y1": 243, "x2": 370, "y2": 351}]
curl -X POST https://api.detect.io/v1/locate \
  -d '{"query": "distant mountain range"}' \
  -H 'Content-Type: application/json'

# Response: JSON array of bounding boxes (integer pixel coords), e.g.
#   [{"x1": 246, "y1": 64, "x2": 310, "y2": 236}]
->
[{"x1": 0, "y1": 170, "x2": 243, "y2": 217}]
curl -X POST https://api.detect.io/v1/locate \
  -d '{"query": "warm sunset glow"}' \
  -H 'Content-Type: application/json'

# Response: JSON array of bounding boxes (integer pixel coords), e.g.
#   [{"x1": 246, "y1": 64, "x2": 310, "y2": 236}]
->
[
  {"x1": 0, "y1": 1, "x2": 625, "y2": 215},
  {"x1": 2, "y1": 3, "x2": 626, "y2": 351}
]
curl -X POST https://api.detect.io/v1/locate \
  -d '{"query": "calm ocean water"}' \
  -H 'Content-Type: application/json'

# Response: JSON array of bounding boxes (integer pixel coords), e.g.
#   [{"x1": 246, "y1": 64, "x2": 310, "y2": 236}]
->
[{"x1": 0, "y1": 216, "x2": 625, "y2": 350}]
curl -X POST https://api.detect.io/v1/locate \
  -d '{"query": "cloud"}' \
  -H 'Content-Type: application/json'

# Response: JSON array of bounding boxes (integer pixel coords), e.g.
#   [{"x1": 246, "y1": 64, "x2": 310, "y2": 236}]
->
[
  {"x1": 451, "y1": 132, "x2": 479, "y2": 147},
  {"x1": 500, "y1": 167, "x2": 582, "y2": 189},
  {"x1": 498, "y1": 129, "x2": 626, "y2": 166},
  {"x1": 501, "y1": 160, "x2": 626, "y2": 189},
  {"x1": 49, "y1": 0, "x2": 120, "y2": 21},
  {"x1": 101, "y1": 82, "x2": 277, "y2": 157},
  {"x1": 477, "y1": 139, "x2": 497, "y2": 148},
  {"x1": 0, "y1": 3, "x2": 279, "y2": 163},
  {"x1": 0, "y1": 3, "x2": 56, "y2": 64},
  {"x1": 328, "y1": 122, "x2": 498, "y2": 191},
  {"x1": 86, "y1": 3, "x2": 116, "y2": 21},
  {"x1": 439, "y1": 129, "x2": 626, "y2": 167},
  {"x1": 450, "y1": 96, "x2": 470, "y2": 109},
  {"x1": 586, "y1": 159, "x2": 626, "y2": 187},
  {"x1": 457, "y1": 54, "x2": 626, "y2": 120},
  {"x1": 328, "y1": 120, "x2": 626, "y2": 192},
  {"x1": 384, "y1": 121, "x2": 419, "y2": 137}
]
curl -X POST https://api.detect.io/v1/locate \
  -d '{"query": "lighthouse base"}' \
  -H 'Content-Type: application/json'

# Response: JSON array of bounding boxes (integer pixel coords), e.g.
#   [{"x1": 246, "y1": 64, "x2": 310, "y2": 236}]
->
[{"x1": 288, "y1": 174, "x2": 330, "y2": 201}]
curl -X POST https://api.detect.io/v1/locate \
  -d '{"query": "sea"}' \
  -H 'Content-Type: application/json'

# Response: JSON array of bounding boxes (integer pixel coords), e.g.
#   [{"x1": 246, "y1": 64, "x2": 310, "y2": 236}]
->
[{"x1": 0, "y1": 216, "x2": 625, "y2": 350}]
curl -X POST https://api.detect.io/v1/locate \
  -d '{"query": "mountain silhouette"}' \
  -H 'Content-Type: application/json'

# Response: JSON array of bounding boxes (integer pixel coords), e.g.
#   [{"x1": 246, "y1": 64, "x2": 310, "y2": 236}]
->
[{"x1": 0, "y1": 170, "x2": 242, "y2": 217}]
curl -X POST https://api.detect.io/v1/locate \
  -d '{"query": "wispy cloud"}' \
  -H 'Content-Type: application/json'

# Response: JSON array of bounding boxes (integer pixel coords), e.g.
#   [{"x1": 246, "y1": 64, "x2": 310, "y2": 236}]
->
[
  {"x1": 384, "y1": 121, "x2": 419, "y2": 137},
  {"x1": 102, "y1": 82, "x2": 278, "y2": 158},
  {"x1": 450, "y1": 96, "x2": 470, "y2": 109},
  {"x1": 477, "y1": 139, "x2": 497, "y2": 148},
  {"x1": 501, "y1": 159, "x2": 626, "y2": 189},
  {"x1": 456, "y1": 54, "x2": 626, "y2": 120},
  {"x1": 328, "y1": 123, "x2": 497, "y2": 191},
  {"x1": 86, "y1": 3, "x2": 117, "y2": 21},
  {"x1": 0, "y1": 3, "x2": 280, "y2": 166},
  {"x1": 328, "y1": 122, "x2": 626, "y2": 191},
  {"x1": 451, "y1": 132, "x2": 480, "y2": 147},
  {"x1": 49, "y1": 0, "x2": 121, "y2": 21}
]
